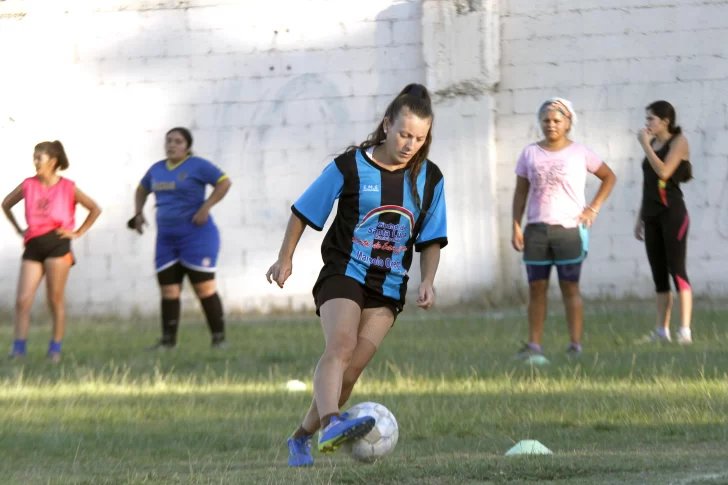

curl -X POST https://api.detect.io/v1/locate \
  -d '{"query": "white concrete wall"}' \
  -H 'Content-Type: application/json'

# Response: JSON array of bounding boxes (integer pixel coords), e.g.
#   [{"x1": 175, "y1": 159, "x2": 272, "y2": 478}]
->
[
  {"x1": 0, "y1": 0, "x2": 428, "y2": 316},
  {"x1": 0, "y1": 0, "x2": 726, "y2": 318},
  {"x1": 496, "y1": 0, "x2": 728, "y2": 299}
]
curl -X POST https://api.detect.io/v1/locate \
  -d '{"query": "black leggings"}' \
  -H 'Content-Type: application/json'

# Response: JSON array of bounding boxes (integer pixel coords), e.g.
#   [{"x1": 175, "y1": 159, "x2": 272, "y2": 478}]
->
[{"x1": 644, "y1": 206, "x2": 691, "y2": 293}]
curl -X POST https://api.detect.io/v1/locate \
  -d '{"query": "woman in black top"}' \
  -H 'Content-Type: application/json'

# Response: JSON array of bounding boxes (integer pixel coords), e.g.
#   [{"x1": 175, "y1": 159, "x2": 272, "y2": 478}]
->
[{"x1": 635, "y1": 100, "x2": 693, "y2": 344}]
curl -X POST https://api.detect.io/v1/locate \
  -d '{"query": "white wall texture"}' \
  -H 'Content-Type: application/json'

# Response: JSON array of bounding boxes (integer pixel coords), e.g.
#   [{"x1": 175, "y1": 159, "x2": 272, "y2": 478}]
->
[
  {"x1": 0, "y1": 0, "x2": 725, "y2": 317},
  {"x1": 496, "y1": 0, "x2": 728, "y2": 300}
]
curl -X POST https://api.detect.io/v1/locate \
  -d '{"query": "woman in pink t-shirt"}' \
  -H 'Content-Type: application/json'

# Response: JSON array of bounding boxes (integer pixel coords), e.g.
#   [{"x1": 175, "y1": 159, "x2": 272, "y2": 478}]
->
[
  {"x1": 1, "y1": 141, "x2": 101, "y2": 362},
  {"x1": 511, "y1": 99, "x2": 617, "y2": 360}
]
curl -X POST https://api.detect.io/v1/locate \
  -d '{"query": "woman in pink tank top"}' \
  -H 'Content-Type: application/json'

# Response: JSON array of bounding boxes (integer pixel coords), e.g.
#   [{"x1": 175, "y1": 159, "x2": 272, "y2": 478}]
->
[{"x1": 1, "y1": 140, "x2": 102, "y2": 363}]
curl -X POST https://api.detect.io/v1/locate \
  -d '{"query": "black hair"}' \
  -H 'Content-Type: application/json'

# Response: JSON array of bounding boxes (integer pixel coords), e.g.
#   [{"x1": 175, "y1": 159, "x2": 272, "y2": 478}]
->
[
  {"x1": 34, "y1": 140, "x2": 69, "y2": 171},
  {"x1": 166, "y1": 127, "x2": 193, "y2": 154}
]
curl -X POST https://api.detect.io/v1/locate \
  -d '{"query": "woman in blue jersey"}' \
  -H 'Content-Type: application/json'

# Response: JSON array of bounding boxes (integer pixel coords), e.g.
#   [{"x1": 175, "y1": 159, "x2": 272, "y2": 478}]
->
[
  {"x1": 130, "y1": 127, "x2": 232, "y2": 350},
  {"x1": 266, "y1": 84, "x2": 448, "y2": 466}
]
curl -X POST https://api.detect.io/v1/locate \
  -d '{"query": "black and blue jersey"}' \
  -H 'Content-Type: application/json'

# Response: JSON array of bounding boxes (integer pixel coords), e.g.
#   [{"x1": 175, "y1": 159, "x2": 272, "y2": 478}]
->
[{"x1": 292, "y1": 148, "x2": 448, "y2": 306}]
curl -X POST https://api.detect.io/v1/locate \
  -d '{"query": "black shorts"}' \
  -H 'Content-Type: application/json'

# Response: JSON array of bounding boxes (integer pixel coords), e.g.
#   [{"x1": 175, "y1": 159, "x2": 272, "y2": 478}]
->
[
  {"x1": 523, "y1": 223, "x2": 589, "y2": 265},
  {"x1": 157, "y1": 261, "x2": 215, "y2": 286},
  {"x1": 314, "y1": 275, "x2": 402, "y2": 321},
  {"x1": 23, "y1": 231, "x2": 75, "y2": 265}
]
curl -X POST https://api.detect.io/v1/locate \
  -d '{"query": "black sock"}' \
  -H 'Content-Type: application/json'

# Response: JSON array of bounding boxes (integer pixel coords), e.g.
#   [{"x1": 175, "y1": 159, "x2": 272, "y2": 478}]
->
[
  {"x1": 200, "y1": 293, "x2": 225, "y2": 341},
  {"x1": 161, "y1": 298, "x2": 180, "y2": 345}
]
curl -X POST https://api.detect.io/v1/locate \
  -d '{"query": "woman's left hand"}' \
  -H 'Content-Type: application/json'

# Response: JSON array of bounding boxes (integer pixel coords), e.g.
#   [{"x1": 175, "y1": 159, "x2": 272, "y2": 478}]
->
[
  {"x1": 56, "y1": 229, "x2": 79, "y2": 239},
  {"x1": 192, "y1": 207, "x2": 210, "y2": 225},
  {"x1": 577, "y1": 207, "x2": 598, "y2": 228},
  {"x1": 417, "y1": 281, "x2": 435, "y2": 310}
]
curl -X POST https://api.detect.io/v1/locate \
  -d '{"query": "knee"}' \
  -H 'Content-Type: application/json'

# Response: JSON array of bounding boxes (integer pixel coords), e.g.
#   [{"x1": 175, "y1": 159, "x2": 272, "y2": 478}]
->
[
  {"x1": 47, "y1": 292, "x2": 65, "y2": 309},
  {"x1": 529, "y1": 281, "x2": 548, "y2": 301},
  {"x1": 559, "y1": 281, "x2": 581, "y2": 299},
  {"x1": 15, "y1": 294, "x2": 34, "y2": 313},
  {"x1": 193, "y1": 281, "x2": 216, "y2": 299},
  {"x1": 323, "y1": 339, "x2": 357, "y2": 367},
  {"x1": 160, "y1": 285, "x2": 181, "y2": 299}
]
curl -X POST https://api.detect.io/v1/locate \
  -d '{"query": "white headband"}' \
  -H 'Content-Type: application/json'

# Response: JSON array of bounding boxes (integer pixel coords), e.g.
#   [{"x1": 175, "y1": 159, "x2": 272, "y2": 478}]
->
[{"x1": 538, "y1": 98, "x2": 577, "y2": 126}]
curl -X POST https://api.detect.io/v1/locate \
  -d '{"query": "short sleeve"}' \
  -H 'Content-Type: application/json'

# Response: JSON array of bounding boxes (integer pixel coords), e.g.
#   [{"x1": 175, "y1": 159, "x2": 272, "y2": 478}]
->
[
  {"x1": 291, "y1": 162, "x2": 344, "y2": 231},
  {"x1": 140, "y1": 167, "x2": 153, "y2": 192},
  {"x1": 415, "y1": 178, "x2": 448, "y2": 252},
  {"x1": 198, "y1": 159, "x2": 228, "y2": 185},
  {"x1": 515, "y1": 147, "x2": 530, "y2": 179},
  {"x1": 584, "y1": 145, "x2": 604, "y2": 173}
]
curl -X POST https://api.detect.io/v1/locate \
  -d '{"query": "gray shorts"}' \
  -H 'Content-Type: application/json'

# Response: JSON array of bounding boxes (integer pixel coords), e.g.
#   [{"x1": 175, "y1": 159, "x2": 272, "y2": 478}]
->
[{"x1": 523, "y1": 223, "x2": 589, "y2": 265}]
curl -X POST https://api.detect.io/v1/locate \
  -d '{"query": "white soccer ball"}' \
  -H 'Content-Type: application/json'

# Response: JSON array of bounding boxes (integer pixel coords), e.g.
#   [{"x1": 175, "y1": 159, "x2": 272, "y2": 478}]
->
[{"x1": 343, "y1": 401, "x2": 399, "y2": 463}]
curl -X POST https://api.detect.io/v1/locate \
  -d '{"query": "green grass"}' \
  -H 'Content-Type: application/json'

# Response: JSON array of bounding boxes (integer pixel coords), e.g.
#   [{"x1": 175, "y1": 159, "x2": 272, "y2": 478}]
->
[{"x1": 0, "y1": 306, "x2": 727, "y2": 484}]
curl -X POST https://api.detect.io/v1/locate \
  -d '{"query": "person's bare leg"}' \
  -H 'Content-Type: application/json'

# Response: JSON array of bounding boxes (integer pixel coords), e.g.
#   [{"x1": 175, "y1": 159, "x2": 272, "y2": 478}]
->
[
  {"x1": 297, "y1": 307, "x2": 393, "y2": 437},
  {"x1": 44, "y1": 257, "x2": 72, "y2": 362},
  {"x1": 11, "y1": 260, "x2": 45, "y2": 358},
  {"x1": 528, "y1": 280, "x2": 549, "y2": 346},
  {"x1": 308, "y1": 299, "x2": 360, "y2": 431},
  {"x1": 655, "y1": 291, "x2": 672, "y2": 331},
  {"x1": 559, "y1": 280, "x2": 583, "y2": 347}
]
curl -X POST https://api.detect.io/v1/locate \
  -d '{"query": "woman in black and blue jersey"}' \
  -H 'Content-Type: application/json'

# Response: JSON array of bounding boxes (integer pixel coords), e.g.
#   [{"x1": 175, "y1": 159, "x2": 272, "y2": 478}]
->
[{"x1": 267, "y1": 84, "x2": 448, "y2": 467}]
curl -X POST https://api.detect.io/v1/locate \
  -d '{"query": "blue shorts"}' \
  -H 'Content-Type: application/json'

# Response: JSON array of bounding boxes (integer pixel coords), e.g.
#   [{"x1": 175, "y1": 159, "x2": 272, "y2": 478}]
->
[{"x1": 156, "y1": 221, "x2": 220, "y2": 274}]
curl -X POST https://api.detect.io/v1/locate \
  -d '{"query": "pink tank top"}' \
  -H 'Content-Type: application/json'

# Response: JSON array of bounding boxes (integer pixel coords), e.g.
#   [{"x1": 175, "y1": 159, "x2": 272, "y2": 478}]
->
[{"x1": 22, "y1": 177, "x2": 76, "y2": 244}]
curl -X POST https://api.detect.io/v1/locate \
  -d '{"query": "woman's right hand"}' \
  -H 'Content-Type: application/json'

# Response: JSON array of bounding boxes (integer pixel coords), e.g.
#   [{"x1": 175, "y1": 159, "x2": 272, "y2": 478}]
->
[
  {"x1": 266, "y1": 257, "x2": 292, "y2": 288},
  {"x1": 132, "y1": 213, "x2": 147, "y2": 235},
  {"x1": 634, "y1": 219, "x2": 644, "y2": 241},
  {"x1": 512, "y1": 225, "x2": 525, "y2": 252}
]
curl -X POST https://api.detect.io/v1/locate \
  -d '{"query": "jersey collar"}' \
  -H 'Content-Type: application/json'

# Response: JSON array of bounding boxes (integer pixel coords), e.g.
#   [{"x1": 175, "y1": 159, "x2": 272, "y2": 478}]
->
[{"x1": 166, "y1": 155, "x2": 191, "y2": 171}]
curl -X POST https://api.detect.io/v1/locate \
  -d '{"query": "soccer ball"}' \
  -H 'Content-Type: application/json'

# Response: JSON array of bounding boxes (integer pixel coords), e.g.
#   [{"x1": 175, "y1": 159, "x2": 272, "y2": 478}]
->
[{"x1": 343, "y1": 401, "x2": 399, "y2": 463}]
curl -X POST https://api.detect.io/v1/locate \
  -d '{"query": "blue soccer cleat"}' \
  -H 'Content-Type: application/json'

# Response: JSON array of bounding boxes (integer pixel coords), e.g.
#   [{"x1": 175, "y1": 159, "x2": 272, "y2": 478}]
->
[
  {"x1": 287, "y1": 435, "x2": 314, "y2": 467},
  {"x1": 317, "y1": 413, "x2": 375, "y2": 454}
]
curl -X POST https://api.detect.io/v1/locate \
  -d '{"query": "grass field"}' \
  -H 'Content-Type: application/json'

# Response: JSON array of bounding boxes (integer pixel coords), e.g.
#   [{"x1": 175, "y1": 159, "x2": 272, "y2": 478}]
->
[{"x1": 0, "y1": 304, "x2": 727, "y2": 484}]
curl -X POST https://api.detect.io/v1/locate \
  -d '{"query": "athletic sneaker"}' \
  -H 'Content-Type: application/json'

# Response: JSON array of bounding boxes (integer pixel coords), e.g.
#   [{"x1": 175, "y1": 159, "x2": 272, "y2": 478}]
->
[
  {"x1": 211, "y1": 335, "x2": 227, "y2": 349},
  {"x1": 565, "y1": 343, "x2": 582, "y2": 357},
  {"x1": 512, "y1": 342, "x2": 544, "y2": 360},
  {"x1": 676, "y1": 328, "x2": 692, "y2": 345},
  {"x1": 318, "y1": 413, "x2": 375, "y2": 454},
  {"x1": 647, "y1": 329, "x2": 672, "y2": 343},
  {"x1": 145, "y1": 339, "x2": 176, "y2": 351},
  {"x1": 46, "y1": 352, "x2": 61, "y2": 363},
  {"x1": 287, "y1": 435, "x2": 314, "y2": 467},
  {"x1": 6, "y1": 352, "x2": 24, "y2": 361}
]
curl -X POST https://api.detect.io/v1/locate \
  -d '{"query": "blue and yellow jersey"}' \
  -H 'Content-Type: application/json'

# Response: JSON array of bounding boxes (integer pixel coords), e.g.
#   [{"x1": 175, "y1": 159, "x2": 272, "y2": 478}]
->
[{"x1": 140, "y1": 156, "x2": 227, "y2": 228}]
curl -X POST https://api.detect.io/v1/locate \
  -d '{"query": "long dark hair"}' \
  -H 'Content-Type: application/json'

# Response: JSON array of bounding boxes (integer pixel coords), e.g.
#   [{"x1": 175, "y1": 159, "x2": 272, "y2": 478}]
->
[
  {"x1": 34, "y1": 140, "x2": 69, "y2": 171},
  {"x1": 346, "y1": 83, "x2": 434, "y2": 209},
  {"x1": 647, "y1": 100, "x2": 692, "y2": 182},
  {"x1": 647, "y1": 100, "x2": 682, "y2": 135}
]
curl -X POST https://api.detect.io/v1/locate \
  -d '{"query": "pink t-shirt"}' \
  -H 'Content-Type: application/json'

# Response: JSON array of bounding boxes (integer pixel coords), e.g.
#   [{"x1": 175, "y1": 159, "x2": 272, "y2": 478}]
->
[
  {"x1": 515, "y1": 142, "x2": 604, "y2": 228},
  {"x1": 22, "y1": 177, "x2": 76, "y2": 244}
]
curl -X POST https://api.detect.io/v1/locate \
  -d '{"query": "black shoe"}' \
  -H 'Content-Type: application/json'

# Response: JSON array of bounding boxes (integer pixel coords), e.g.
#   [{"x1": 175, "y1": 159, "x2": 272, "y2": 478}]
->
[{"x1": 211, "y1": 334, "x2": 227, "y2": 349}]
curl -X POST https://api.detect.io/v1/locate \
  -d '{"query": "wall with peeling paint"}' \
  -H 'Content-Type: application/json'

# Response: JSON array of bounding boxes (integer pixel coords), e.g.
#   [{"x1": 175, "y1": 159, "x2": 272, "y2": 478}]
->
[{"x1": 0, "y1": 0, "x2": 726, "y2": 318}]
